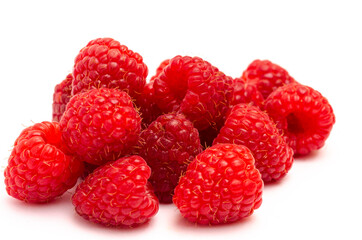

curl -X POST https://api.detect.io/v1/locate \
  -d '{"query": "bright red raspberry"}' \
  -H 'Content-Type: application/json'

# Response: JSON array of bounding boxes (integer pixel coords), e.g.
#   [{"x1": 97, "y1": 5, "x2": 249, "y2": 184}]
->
[
  {"x1": 52, "y1": 73, "x2": 73, "y2": 122},
  {"x1": 153, "y1": 56, "x2": 233, "y2": 131},
  {"x1": 230, "y1": 77, "x2": 264, "y2": 109},
  {"x1": 173, "y1": 143, "x2": 263, "y2": 225},
  {"x1": 60, "y1": 88, "x2": 141, "y2": 165},
  {"x1": 72, "y1": 155, "x2": 159, "y2": 227},
  {"x1": 4, "y1": 121, "x2": 84, "y2": 203},
  {"x1": 213, "y1": 104, "x2": 294, "y2": 183},
  {"x1": 72, "y1": 37, "x2": 148, "y2": 100},
  {"x1": 149, "y1": 59, "x2": 170, "y2": 82},
  {"x1": 242, "y1": 59, "x2": 295, "y2": 99},
  {"x1": 138, "y1": 113, "x2": 203, "y2": 203},
  {"x1": 264, "y1": 83, "x2": 335, "y2": 156}
]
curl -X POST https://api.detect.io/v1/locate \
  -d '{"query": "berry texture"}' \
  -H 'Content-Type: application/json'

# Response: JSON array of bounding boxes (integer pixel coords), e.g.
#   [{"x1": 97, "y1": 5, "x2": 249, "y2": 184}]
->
[
  {"x1": 230, "y1": 77, "x2": 264, "y2": 109},
  {"x1": 4, "y1": 121, "x2": 84, "y2": 203},
  {"x1": 213, "y1": 104, "x2": 293, "y2": 183},
  {"x1": 72, "y1": 155, "x2": 159, "y2": 227},
  {"x1": 136, "y1": 59, "x2": 170, "y2": 126},
  {"x1": 173, "y1": 143, "x2": 263, "y2": 225},
  {"x1": 242, "y1": 59, "x2": 295, "y2": 99},
  {"x1": 264, "y1": 83, "x2": 335, "y2": 156},
  {"x1": 52, "y1": 73, "x2": 73, "y2": 122},
  {"x1": 60, "y1": 88, "x2": 141, "y2": 165},
  {"x1": 138, "y1": 113, "x2": 203, "y2": 203},
  {"x1": 153, "y1": 56, "x2": 233, "y2": 131},
  {"x1": 72, "y1": 37, "x2": 148, "y2": 100},
  {"x1": 136, "y1": 81, "x2": 163, "y2": 127}
]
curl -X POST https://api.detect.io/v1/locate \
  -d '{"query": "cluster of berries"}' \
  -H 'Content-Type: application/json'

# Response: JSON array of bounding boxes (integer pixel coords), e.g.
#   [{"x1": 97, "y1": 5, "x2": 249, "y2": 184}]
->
[{"x1": 4, "y1": 37, "x2": 335, "y2": 227}]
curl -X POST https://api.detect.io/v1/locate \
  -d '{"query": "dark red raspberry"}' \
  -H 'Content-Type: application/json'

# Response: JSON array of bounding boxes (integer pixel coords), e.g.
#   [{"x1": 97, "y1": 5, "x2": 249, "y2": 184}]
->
[
  {"x1": 60, "y1": 88, "x2": 141, "y2": 165},
  {"x1": 173, "y1": 143, "x2": 263, "y2": 225},
  {"x1": 242, "y1": 59, "x2": 295, "y2": 99},
  {"x1": 72, "y1": 155, "x2": 159, "y2": 227},
  {"x1": 136, "y1": 81, "x2": 163, "y2": 127},
  {"x1": 4, "y1": 121, "x2": 84, "y2": 203},
  {"x1": 52, "y1": 73, "x2": 73, "y2": 122},
  {"x1": 213, "y1": 104, "x2": 294, "y2": 183},
  {"x1": 264, "y1": 83, "x2": 335, "y2": 156},
  {"x1": 230, "y1": 77, "x2": 264, "y2": 109},
  {"x1": 138, "y1": 113, "x2": 203, "y2": 203},
  {"x1": 136, "y1": 59, "x2": 170, "y2": 126},
  {"x1": 72, "y1": 38, "x2": 148, "y2": 100},
  {"x1": 153, "y1": 56, "x2": 233, "y2": 131}
]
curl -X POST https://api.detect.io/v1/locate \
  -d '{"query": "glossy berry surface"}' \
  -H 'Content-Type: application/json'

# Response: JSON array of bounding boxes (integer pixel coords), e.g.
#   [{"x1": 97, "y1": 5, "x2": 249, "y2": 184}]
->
[
  {"x1": 60, "y1": 88, "x2": 141, "y2": 165},
  {"x1": 72, "y1": 155, "x2": 159, "y2": 227},
  {"x1": 173, "y1": 143, "x2": 263, "y2": 225},
  {"x1": 213, "y1": 104, "x2": 294, "y2": 183},
  {"x1": 72, "y1": 37, "x2": 148, "y2": 100},
  {"x1": 242, "y1": 59, "x2": 295, "y2": 99},
  {"x1": 230, "y1": 77, "x2": 264, "y2": 109},
  {"x1": 138, "y1": 113, "x2": 203, "y2": 203},
  {"x1": 4, "y1": 121, "x2": 84, "y2": 203},
  {"x1": 52, "y1": 73, "x2": 73, "y2": 122},
  {"x1": 153, "y1": 55, "x2": 233, "y2": 130},
  {"x1": 264, "y1": 83, "x2": 335, "y2": 156}
]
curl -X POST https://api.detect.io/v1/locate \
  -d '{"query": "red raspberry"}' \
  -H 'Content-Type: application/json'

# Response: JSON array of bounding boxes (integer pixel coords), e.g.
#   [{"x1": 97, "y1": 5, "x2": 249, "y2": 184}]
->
[
  {"x1": 72, "y1": 37, "x2": 148, "y2": 100},
  {"x1": 153, "y1": 55, "x2": 233, "y2": 131},
  {"x1": 136, "y1": 59, "x2": 170, "y2": 126},
  {"x1": 230, "y1": 77, "x2": 264, "y2": 109},
  {"x1": 264, "y1": 83, "x2": 335, "y2": 156},
  {"x1": 52, "y1": 73, "x2": 73, "y2": 122},
  {"x1": 242, "y1": 59, "x2": 296, "y2": 99},
  {"x1": 60, "y1": 88, "x2": 141, "y2": 165},
  {"x1": 173, "y1": 143, "x2": 263, "y2": 225},
  {"x1": 138, "y1": 113, "x2": 203, "y2": 203},
  {"x1": 213, "y1": 104, "x2": 294, "y2": 183},
  {"x1": 72, "y1": 155, "x2": 159, "y2": 227},
  {"x1": 149, "y1": 58, "x2": 170, "y2": 82},
  {"x1": 4, "y1": 121, "x2": 84, "y2": 203}
]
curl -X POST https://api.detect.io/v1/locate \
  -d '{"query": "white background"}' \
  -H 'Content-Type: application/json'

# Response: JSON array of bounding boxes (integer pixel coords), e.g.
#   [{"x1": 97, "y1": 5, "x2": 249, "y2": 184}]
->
[{"x1": 0, "y1": 0, "x2": 361, "y2": 239}]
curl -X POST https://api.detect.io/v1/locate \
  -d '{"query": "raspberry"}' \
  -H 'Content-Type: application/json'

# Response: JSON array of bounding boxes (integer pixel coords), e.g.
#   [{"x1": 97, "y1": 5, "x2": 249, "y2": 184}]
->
[
  {"x1": 242, "y1": 59, "x2": 295, "y2": 99},
  {"x1": 72, "y1": 155, "x2": 159, "y2": 227},
  {"x1": 60, "y1": 88, "x2": 141, "y2": 165},
  {"x1": 230, "y1": 77, "x2": 264, "y2": 109},
  {"x1": 173, "y1": 143, "x2": 263, "y2": 225},
  {"x1": 72, "y1": 38, "x2": 148, "y2": 100},
  {"x1": 264, "y1": 83, "x2": 335, "y2": 156},
  {"x1": 4, "y1": 121, "x2": 84, "y2": 203},
  {"x1": 52, "y1": 73, "x2": 73, "y2": 122},
  {"x1": 138, "y1": 113, "x2": 203, "y2": 203},
  {"x1": 153, "y1": 55, "x2": 233, "y2": 130},
  {"x1": 136, "y1": 59, "x2": 170, "y2": 126},
  {"x1": 213, "y1": 104, "x2": 293, "y2": 183}
]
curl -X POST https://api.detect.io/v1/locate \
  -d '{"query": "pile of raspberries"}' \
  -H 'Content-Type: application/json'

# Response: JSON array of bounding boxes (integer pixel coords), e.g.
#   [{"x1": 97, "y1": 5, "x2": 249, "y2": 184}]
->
[{"x1": 4, "y1": 38, "x2": 335, "y2": 227}]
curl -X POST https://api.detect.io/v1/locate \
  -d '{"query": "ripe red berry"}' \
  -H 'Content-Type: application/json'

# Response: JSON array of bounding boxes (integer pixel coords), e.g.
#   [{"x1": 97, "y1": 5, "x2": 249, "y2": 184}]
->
[
  {"x1": 173, "y1": 143, "x2": 263, "y2": 225},
  {"x1": 4, "y1": 121, "x2": 84, "y2": 203},
  {"x1": 242, "y1": 59, "x2": 295, "y2": 99},
  {"x1": 72, "y1": 155, "x2": 159, "y2": 227},
  {"x1": 264, "y1": 83, "x2": 335, "y2": 156},
  {"x1": 72, "y1": 37, "x2": 148, "y2": 100},
  {"x1": 138, "y1": 113, "x2": 203, "y2": 203},
  {"x1": 153, "y1": 55, "x2": 233, "y2": 130},
  {"x1": 213, "y1": 104, "x2": 294, "y2": 183},
  {"x1": 60, "y1": 88, "x2": 141, "y2": 165},
  {"x1": 230, "y1": 77, "x2": 264, "y2": 109},
  {"x1": 52, "y1": 73, "x2": 73, "y2": 122}
]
